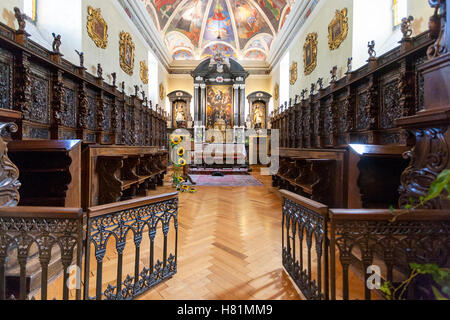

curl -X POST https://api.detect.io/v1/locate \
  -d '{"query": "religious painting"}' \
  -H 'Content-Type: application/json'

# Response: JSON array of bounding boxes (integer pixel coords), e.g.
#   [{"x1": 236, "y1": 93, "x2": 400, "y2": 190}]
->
[
  {"x1": 160, "y1": 83, "x2": 165, "y2": 100},
  {"x1": 166, "y1": 0, "x2": 207, "y2": 46},
  {"x1": 244, "y1": 50, "x2": 266, "y2": 61},
  {"x1": 328, "y1": 8, "x2": 349, "y2": 51},
  {"x1": 140, "y1": 61, "x2": 149, "y2": 84},
  {"x1": 202, "y1": 44, "x2": 236, "y2": 59},
  {"x1": 206, "y1": 85, "x2": 233, "y2": 130},
  {"x1": 256, "y1": 0, "x2": 286, "y2": 30},
  {"x1": 234, "y1": 1, "x2": 271, "y2": 48},
  {"x1": 290, "y1": 62, "x2": 297, "y2": 85},
  {"x1": 119, "y1": 32, "x2": 135, "y2": 75},
  {"x1": 204, "y1": 0, "x2": 235, "y2": 44},
  {"x1": 304, "y1": 33, "x2": 318, "y2": 75},
  {"x1": 172, "y1": 49, "x2": 193, "y2": 60},
  {"x1": 87, "y1": 6, "x2": 108, "y2": 49},
  {"x1": 252, "y1": 101, "x2": 266, "y2": 129},
  {"x1": 274, "y1": 83, "x2": 279, "y2": 101}
]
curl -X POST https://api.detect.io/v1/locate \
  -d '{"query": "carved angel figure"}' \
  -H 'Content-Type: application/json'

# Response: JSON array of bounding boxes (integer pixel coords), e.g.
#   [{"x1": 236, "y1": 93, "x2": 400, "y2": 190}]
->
[
  {"x1": 14, "y1": 7, "x2": 26, "y2": 32},
  {"x1": 401, "y1": 16, "x2": 415, "y2": 39},
  {"x1": 97, "y1": 63, "x2": 103, "y2": 78},
  {"x1": 75, "y1": 50, "x2": 84, "y2": 67},
  {"x1": 368, "y1": 41, "x2": 376, "y2": 58},
  {"x1": 52, "y1": 33, "x2": 62, "y2": 53}
]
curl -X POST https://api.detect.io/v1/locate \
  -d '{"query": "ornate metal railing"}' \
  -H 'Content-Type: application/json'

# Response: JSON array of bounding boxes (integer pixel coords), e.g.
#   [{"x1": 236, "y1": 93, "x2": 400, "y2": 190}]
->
[
  {"x1": 281, "y1": 190, "x2": 329, "y2": 300},
  {"x1": 329, "y1": 209, "x2": 450, "y2": 300},
  {"x1": 0, "y1": 193, "x2": 178, "y2": 300},
  {"x1": 281, "y1": 190, "x2": 450, "y2": 300},
  {"x1": 0, "y1": 207, "x2": 84, "y2": 300},
  {"x1": 84, "y1": 193, "x2": 178, "y2": 300}
]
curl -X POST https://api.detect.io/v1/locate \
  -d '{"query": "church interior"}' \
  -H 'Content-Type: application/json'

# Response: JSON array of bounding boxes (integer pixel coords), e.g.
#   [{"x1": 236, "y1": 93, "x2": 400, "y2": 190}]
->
[{"x1": 0, "y1": 0, "x2": 449, "y2": 302}]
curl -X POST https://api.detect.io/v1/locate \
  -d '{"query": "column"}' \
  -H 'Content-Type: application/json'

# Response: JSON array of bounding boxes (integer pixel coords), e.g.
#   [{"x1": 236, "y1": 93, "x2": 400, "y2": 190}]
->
[
  {"x1": 233, "y1": 84, "x2": 240, "y2": 128},
  {"x1": 200, "y1": 84, "x2": 206, "y2": 126},
  {"x1": 239, "y1": 85, "x2": 246, "y2": 127},
  {"x1": 194, "y1": 84, "x2": 200, "y2": 123}
]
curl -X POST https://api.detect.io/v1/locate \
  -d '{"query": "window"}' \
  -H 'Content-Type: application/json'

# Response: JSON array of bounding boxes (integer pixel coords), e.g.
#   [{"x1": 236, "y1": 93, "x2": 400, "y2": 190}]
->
[
  {"x1": 23, "y1": 0, "x2": 37, "y2": 22},
  {"x1": 393, "y1": 0, "x2": 407, "y2": 27}
]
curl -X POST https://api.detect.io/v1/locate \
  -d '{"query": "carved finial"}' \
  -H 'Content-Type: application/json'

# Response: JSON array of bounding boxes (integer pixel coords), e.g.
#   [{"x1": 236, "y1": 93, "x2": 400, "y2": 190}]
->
[
  {"x1": 294, "y1": 94, "x2": 299, "y2": 104},
  {"x1": 401, "y1": 16, "x2": 414, "y2": 39},
  {"x1": 52, "y1": 33, "x2": 62, "y2": 54},
  {"x1": 0, "y1": 122, "x2": 21, "y2": 207},
  {"x1": 134, "y1": 85, "x2": 139, "y2": 97},
  {"x1": 121, "y1": 81, "x2": 125, "y2": 92},
  {"x1": 368, "y1": 40, "x2": 376, "y2": 58},
  {"x1": 75, "y1": 50, "x2": 84, "y2": 67},
  {"x1": 330, "y1": 66, "x2": 338, "y2": 82},
  {"x1": 14, "y1": 7, "x2": 26, "y2": 32},
  {"x1": 427, "y1": 1, "x2": 447, "y2": 59},
  {"x1": 97, "y1": 63, "x2": 103, "y2": 78}
]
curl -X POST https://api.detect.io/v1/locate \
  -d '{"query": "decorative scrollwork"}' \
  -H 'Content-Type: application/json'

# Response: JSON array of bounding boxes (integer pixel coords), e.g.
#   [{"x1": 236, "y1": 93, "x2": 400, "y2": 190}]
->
[{"x1": 0, "y1": 123, "x2": 20, "y2": 207}]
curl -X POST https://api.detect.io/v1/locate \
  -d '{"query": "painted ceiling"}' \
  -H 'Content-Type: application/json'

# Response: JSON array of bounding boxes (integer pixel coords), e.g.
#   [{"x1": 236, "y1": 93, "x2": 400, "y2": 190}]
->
[{"x1": 141, "y1": 0, "x2": 296, "y2": 61}]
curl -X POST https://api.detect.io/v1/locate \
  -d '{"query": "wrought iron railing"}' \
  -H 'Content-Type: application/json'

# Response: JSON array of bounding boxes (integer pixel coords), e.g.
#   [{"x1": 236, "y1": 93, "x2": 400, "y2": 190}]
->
[
  {"x1": 0, "y1": 193, "x2": 178, "y2": 300},
  {"x1": 84, "y1": 193, "x2": 178, "y2": 300},
  {"x1": 281, "y1": 190, "x2": 450, "y2": 300},
  {"x1": 0, "y1": 207, "x2": 84, "y2": 300},
  {"x1": 329, "y1": 209, "x2": 450, "y2": 300},
  {"x1": 281, "y1": 190, "x2": 329, "y2": 300}
]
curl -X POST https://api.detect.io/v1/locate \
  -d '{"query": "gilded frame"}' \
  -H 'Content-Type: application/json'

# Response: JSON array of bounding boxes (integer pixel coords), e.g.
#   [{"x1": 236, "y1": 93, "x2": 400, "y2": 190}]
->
[
  {"x1": 140, "y1": 61, "x2": 148, "y2": 84},
  {"x1": 120, "y1": 32, "x2": 135, "y2": 75},
  {"x1": 290, "y1": 62, "x2": 298, "y2": 85},
  {"x1": 274, "y1": 84, "x2": 279, "y2": 101},
  {"x1": 159, "y1": 83, "x2": 165, "y2": 100},
  {"x1": 303, "y1": 33, "x2": 318, "y2": 76},
  {"x1": 328, "y1": 8, "x2": 349, "y2": 51},
  {"x1": 87, "y1": 6, "x2": 108, "y2": 49}
]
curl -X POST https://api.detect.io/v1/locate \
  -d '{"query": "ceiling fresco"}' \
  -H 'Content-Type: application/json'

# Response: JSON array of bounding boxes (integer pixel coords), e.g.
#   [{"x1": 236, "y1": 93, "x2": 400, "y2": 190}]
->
[{"x1": 141, "y1": 0, "x2": 296, "y2": 61}]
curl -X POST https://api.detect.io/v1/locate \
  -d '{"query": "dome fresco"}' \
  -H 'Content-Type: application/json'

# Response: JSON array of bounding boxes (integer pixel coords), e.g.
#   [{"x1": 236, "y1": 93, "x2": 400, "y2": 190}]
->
[{"x1": 141, "y1": 0, "x2": 295, "y2": 61}]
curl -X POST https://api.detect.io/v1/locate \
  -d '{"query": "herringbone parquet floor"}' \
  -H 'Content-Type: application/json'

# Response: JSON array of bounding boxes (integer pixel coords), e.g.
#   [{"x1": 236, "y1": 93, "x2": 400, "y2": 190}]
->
[{"x1": 139, "y1": 169, "x2": 302, "y2": 300}]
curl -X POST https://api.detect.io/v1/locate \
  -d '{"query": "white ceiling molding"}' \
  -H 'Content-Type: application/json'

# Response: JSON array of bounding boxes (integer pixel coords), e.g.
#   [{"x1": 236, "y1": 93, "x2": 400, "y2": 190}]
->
[
  {"x1": 118, "y1": 0, "x2": 172, "y2": 71},
  {"x1": 267, "y1": 0, "x2": 319, "y2": 70}
]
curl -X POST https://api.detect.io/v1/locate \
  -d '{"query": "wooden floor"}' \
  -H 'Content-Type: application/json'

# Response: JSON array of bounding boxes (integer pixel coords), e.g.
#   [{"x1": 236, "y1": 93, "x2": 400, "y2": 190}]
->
[{"x1": 139, "y1": 169, "x2": 302, "y2": 300}]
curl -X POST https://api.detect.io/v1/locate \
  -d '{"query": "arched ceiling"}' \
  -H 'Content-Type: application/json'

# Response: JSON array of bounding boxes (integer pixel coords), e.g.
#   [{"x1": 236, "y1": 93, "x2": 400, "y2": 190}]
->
[{"x1": 141, "y1": 0, "x2": 296, "y2": 61}]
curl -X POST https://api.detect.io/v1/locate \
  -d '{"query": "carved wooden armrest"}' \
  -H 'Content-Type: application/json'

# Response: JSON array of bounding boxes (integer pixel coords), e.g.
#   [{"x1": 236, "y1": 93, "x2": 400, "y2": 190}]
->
[
  {"x1": 97, "y1": 156, "x2": 124, "y2": 205},
  {"x1": 122, "y1": 155, "x2": 140, "y2": 181}
]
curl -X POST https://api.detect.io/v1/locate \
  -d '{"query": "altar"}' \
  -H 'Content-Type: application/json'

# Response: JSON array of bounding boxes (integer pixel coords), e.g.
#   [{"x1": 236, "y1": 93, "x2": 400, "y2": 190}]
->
[{"x1": 190, "y1": 49, "x2": 249, "y2": 171}]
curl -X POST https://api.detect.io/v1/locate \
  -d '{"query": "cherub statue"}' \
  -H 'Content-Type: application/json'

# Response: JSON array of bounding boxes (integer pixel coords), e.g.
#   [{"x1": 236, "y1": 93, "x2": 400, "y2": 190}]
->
[
  {"x1": 368, "y1": 40, "x2": 376, "y2": 58},
  {"x1": 97, "y1": 63, "x2": 103, "y2": 78},
  {"x1": 14, "y1": 7, "x2": 26, "y2": 32},
  {"x1": 330, "y1": 66, "x2": 338, "y2": 82},
  {"x1": 111, "y1": 72, "x2": 117, "y2": 87},
  {"x1": 52, "y1": 33, "x2": 61, "y2": 54},
  {"x1": 401, "y1": 16, "x2": 415, "y2": 39},
  {"x1": 347, "y1": 57, "x2": 353, "y2": 73},
  {"x1": 317, "y1": 78, "x2": 324, "y2": 90},
  {"x1": 75, "y1": 50, "x2": 84, "y2": 67},
  {"x1": 310, "y1": 83, "x2": 316, "y2": 95},
  {"x1": 301, "y1": 89, "x2": 308, "y2": 100}
]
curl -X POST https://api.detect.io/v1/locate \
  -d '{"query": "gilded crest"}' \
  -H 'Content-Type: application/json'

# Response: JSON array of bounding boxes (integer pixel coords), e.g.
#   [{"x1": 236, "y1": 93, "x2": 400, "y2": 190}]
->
[
  {"x1": 119, "y1": 32, "x2": 135, "y2": 75},
  {"x1": 86, "y1": 6, "x2": 108, "y2": 49},
  {"x1": 159, "y1": 83, "x2": 165, "y2": 100},
  {"x1": 328, "y1": 8, "x2": 349, "y2": 51},
  {"x1": 140, "y1": 61, "x2": 149, "y2": 84},
  {"x1": 290, "y1": 62, "x2": 298, "y2": 85},
  {"x1": 304, "y1": 33, "x2": 318, "y2": 76},
  {"x1": 274, "y1": 83, "x2": 279, "y2": 101}
]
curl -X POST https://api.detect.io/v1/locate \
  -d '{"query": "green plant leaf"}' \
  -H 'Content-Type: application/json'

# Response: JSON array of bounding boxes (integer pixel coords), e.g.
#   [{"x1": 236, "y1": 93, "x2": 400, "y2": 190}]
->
[{"x1": 432, "y1": 286, "x2": 448, "y2": 300}]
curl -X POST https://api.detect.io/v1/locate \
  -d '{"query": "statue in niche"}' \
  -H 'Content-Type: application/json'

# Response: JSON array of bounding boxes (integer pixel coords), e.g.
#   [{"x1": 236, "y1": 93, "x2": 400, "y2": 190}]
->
[
  {"x1": 52, "y1": 33, "x2": 62, "y2": 54},
  {"x1": 253, "y1": 104, "x2": 264, "y2": 129},
  {"x1": 14, "y1": 7, "x2": 26, "y2": 32}
]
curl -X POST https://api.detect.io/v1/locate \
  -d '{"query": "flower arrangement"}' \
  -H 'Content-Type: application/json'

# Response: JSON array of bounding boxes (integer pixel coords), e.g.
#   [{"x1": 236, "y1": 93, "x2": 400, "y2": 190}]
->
[{"x1": 170, "y1": 135, "x2": 197, "y2": 193}]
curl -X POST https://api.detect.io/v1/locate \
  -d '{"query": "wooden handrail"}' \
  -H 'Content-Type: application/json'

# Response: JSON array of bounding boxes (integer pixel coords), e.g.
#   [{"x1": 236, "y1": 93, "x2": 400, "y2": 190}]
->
[
  {"x1": 87, "y1": 192, "x2": 178, "y2": 218},
  {"x1": 329, "y1": 209, "x2": 450, "y2": 221},
  {"x1": 280, "y1": 189, "x2": 328, "y2": 216},
  {"x1": 0, "y1": 207, "x2": 82, "y2": 219}
]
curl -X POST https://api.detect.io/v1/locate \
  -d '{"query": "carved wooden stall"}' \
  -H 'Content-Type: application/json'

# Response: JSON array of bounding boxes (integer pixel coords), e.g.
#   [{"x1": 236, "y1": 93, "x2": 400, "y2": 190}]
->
[
  {"x1": 0, "y1": 19, "x2": 167, "y2": 146},
  {"x1": 272, "y1": 31, "x2": 432, "y2": 148},
  {"x1": 272, "y1": 29, "x2": 433, "y2": 208}
]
